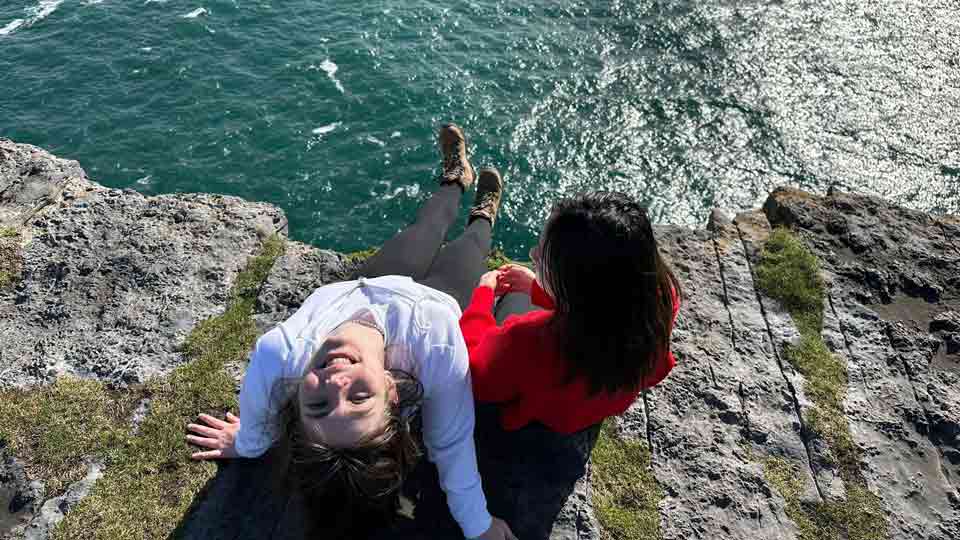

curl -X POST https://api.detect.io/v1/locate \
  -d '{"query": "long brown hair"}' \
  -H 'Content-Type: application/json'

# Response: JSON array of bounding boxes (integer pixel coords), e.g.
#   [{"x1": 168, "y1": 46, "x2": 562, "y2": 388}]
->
[
  {"x1": 273, "y1": 369, "x2": 424, "y2": 534},
  {"x1": 539, "y1": 191, "x2": 682, "y2": 395}
]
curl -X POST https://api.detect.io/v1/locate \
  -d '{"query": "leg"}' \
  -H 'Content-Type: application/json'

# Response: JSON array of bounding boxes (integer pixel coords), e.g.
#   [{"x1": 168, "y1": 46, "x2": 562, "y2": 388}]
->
[
  {"x1": 420, "y1": 218, "x2": 492, "y2": 310},
  {"x1": 421, "y1": 167, "x2": 505, "y2": 309},
  {"x1": 358, "y1": 124, "x2": 476, "y2": 280},
  {"x1": 357, "y1": 184, "x2": 462, "y2": 280}
]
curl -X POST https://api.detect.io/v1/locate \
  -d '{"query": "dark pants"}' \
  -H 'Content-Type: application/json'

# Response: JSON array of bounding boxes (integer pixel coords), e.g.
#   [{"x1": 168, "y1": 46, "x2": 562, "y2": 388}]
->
[{"x1": 357, "y1": 184, "x2": 492, "y2": 310}]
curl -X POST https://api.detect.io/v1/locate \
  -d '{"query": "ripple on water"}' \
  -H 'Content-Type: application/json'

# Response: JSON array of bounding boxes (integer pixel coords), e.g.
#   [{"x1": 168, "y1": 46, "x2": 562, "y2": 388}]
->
[{"x1": 0, "y1": 0, "x2": 957, "y2": 257}]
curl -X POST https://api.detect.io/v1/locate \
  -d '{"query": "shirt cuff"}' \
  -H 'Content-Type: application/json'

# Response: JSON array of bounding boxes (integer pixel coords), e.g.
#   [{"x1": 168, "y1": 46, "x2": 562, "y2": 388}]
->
[{"x1": 463, "y1": 510, "x2": 494, "y2": 539}]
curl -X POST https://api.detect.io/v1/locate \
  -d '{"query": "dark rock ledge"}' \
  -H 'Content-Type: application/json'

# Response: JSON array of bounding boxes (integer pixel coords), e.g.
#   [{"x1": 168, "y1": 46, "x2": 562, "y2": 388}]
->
[{"x1": 1, "y1": 139, "x2": 958, "y2": 539}]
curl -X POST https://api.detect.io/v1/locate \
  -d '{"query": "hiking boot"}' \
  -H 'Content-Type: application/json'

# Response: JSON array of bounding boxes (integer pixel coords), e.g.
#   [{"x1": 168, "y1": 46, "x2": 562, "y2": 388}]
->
[
  {"x1": 469, "y1": 167, "x2": 504, "y2": 227},
  {"x1": 437, "y1": 124, "x2": 475, "y2": 191}
]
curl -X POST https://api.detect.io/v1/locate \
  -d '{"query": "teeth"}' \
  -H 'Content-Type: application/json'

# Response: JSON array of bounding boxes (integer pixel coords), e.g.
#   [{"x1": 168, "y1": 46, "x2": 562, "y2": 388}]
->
[{"x1": 326, "y1": 358, "x2": 352, "y2": 367}]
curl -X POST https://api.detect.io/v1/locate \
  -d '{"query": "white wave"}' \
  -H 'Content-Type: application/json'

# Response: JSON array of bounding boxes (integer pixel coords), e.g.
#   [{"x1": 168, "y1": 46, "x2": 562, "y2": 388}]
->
[
  {"x1": 365, "y1": 136, "x2": 386, "y2": 147},
  {"x1": 28, "y1": 0, "x2": 64, "y2": 21},
  {"x1": 0, "y1": 19, "x2": 25, "y2": 36},
  {"x1": 320, "y1": 59, "x2": 346, "y2": 94},
  {"x1": 1, "y1": 0, "x2": 63, "y2": 36},
  {"x1": 181, "y1": 8, "x2": 208, "y2": 19},
  {"x1": 312, "y1": 122, "x2": 341, "y2": 135}
]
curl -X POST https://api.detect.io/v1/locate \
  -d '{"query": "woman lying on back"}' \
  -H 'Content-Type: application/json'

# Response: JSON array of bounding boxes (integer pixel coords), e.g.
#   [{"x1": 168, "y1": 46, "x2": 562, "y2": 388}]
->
[{"x1": 462, "y1": 192, "x2": 682, "y2": 434}]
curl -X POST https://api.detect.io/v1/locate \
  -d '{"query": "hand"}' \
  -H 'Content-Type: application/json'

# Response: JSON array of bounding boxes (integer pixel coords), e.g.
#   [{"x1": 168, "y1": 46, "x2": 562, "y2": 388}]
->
[
  {"x1": 478, "y1": 270, "x2": 501, "y2": 291},
  {"x1": 495, "y1": 264, "x2": 536, "y2": 296},
  {"x1": 476, "y1": 517, "x2": 518, "y2": 540},
  {"x1": 186, "y1": 412, "x2": 241, "y2": 460}
]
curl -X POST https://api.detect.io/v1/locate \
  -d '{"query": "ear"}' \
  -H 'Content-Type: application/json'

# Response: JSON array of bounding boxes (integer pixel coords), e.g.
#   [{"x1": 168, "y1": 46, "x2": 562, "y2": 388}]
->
[{"x1": 385, "y1": 371, "x2": 400, "y2": 406}]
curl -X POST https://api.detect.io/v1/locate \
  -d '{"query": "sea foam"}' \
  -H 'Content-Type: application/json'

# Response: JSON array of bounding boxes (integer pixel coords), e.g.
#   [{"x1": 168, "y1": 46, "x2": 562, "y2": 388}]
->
[
  {"x1": 1, "y1": 0, "x2": 64, "y2": 36},
  {"x1": 0, "y1": 19, "x2": 25, "y2": 36},
  {"x1": 181, "y1": 8, "x2": 208, "y2": 19},
  {"x1": 320, "y1": 60, "x2": 346, "y2": 94},
  {"x1": 312, "y1": 122, "x2": 342, "y2": 136}
]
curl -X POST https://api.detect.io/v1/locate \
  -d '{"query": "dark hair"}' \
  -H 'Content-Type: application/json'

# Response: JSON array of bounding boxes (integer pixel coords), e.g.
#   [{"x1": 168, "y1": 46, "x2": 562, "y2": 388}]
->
[
  {"x1": 539, "y1": 191, "x2": 682, "y2": 396},
  {"x1": 274, "y1": 368, "x2": 424, "y2": 535}
]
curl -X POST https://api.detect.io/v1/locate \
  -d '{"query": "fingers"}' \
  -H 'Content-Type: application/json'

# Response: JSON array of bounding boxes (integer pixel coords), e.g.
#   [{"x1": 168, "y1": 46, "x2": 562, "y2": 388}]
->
[
  {"x1": 190, "y1": 449, "x2": 224, "y2": 461},
  {"x1": 226, "y1": 412, "x2": 240, "y2": 423},
  {"x1": 198, "y1": 413, "x2": 228, "y2": 429},
  {"x1": 186, "y1": 434, "x2": 224, "y2": 450},
  {"x1": 187, "y1": 423, "x2": 221, "y2": 438}
]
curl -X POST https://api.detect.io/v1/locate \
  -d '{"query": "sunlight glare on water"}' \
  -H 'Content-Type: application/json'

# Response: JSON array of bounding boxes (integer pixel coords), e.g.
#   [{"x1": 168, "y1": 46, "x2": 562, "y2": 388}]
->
[{"x1": 2, "y1": 0, "x2": 958, "y2": 256}]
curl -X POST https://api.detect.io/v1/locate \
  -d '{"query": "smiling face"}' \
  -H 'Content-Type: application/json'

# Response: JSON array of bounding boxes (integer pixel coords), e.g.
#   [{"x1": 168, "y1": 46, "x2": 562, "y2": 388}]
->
[{"x1": 297, "y1": 320, "x2": 396, "y2": 448}]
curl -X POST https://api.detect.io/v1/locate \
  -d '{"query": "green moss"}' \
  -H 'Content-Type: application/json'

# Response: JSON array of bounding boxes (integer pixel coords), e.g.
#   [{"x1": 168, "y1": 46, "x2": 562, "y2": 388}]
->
[
  {"x1": 485, "y1": 248, "x2": 532, "y2": 271},
  {"x1": 14, "y1": 234, "x2": 286, "y2": 540},
  {"x1": 0, "y1": 378, "x2": 140, "y2": 496},
  {"x1": 756, "y1": 229, "x2": 887, "y2": 540},
  {"x1": 756, "y1": 228, "x2": 825, "y2": 335},
  {"x1": 344, "y1": 248, "x2": 378, "y2": 266},
  {"x1": 232, "y1": 234, "x2": 286, "y2": 300},
  {"x1": 0, "y1": 227, "x2": 21, "y2": 289},
  {"x1": 591, "y1": 422, "x2": 663, "y2": 540},
  {"x1": 764, "y1": 458, "x2": 817, "y2": 537},
  {"x1": 344, "y1": 245, "x2": 528, "y2": 273},
  {"x1": 763, "y1": 458, "x2": 886, "y2": 540},
  {"x1": 785, "y1": 335, "x2": 847, "y2": 413}
]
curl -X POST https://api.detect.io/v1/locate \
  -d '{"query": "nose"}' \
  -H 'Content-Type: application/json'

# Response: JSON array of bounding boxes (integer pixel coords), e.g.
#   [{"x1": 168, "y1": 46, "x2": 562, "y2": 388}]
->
[{"x1": 329, "y1": 372, "x2": 350, "y2": 388}]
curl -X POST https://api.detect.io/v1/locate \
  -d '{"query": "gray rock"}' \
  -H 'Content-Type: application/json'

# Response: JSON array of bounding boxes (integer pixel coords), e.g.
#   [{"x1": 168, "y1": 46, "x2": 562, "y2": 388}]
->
[
  {"x1": 253, "y1": 240, "x2": 351, "y2": 332},
  {"x1": 21, "y1": 463, "x2": 103, "y2": 540},
  {"x1": 0, "y1": 138, "x2": 287, "y2": 387},
  {"x1": 763, "y1": 186, "x2": 960, "y2": 539},
  {"x1": 0, "y1": 138, "x2": 291, "y2": 537},
  {"x1": 0, "y1": 455, "x2": 41, "y2": 540},
  {"x1": 3, "y1": 138, "x2": 960, "y2": 540},
  {"x1": 641, "y1": 225, "x2": 803, "y2": 540}
]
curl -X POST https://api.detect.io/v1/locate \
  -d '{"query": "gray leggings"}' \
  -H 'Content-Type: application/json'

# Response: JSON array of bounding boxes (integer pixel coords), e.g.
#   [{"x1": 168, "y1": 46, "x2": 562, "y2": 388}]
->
[{"x1": 357, "y1": 184, "x2": 492, "y2": 310}]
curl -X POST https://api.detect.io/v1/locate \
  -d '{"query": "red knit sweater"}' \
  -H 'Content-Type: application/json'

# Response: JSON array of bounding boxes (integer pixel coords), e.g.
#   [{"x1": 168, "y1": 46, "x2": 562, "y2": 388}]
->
[{"x1": 460, "y1": 280, "x2": 679, "y2": 434}]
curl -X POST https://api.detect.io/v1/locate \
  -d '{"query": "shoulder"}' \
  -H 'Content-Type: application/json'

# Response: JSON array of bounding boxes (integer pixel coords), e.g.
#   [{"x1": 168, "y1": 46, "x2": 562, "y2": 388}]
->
[
  {"x1": 500, "y1": 309, "x2": 554, "y2": 337},
  {"x1": 248, "y1": 327, "x2": 294, "y2": 381}
]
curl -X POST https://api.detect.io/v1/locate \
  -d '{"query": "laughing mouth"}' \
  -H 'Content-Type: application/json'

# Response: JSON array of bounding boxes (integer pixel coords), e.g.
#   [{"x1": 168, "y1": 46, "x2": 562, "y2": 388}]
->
[{"x1": 318, "y1": 355, "x2": 358, "y2": 369}]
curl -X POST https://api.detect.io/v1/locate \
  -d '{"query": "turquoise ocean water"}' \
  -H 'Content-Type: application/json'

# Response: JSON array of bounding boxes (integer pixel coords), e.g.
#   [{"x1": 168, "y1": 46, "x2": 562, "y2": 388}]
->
[{"x1": 2, "y1": 1, "x2": 958, "y2": 257}]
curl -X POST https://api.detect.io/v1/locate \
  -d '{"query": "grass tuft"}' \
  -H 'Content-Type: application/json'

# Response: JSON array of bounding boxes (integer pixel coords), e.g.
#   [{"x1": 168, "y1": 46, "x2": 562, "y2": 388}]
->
[
  {"x1": 344, "y1": 245, "x2": 529, "y2": 274},
  {"x1": 756, "y1": 228, "x2": 886, "y2": 540},
  {"x1": 343, "y1": 248, "x2": 379, "y2": 266},
  {"x1": 756, "y1": 228, "x2": 825, "y2": 335},
  {"x1": 485, "y1": 248, "x2": 527, "y2": 271},
  {"x1": 0, "y1": 226, "x2": 22, "y2": 288},
  {"x1": 0, "y1": 378, "x2": 140, "y2": 496},
  {"x1": 591, "y1": 422, "x2": 663, "y2": 540},
  {"x1": 0, "y1": 234, "x2": 288, "y2": 540},
  {"x1": 764, "y1": 458, "x2": 886, "y2": 540}
]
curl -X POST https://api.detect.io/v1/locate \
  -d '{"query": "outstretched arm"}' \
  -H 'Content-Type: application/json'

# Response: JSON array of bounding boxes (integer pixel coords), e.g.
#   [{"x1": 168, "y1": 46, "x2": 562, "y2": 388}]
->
[{"x1": 186, "y1": 327, "x2": 289, "y2": 460}]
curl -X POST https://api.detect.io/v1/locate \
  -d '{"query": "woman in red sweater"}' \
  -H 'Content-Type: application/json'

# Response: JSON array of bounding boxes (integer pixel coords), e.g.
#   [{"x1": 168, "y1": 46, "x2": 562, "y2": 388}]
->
[
  {"x1": 461, "y1": 191, "x2": 682, "y2": 434},
  {"x1": 405, "y1": 193, "x2": 682, "y2": 539}
]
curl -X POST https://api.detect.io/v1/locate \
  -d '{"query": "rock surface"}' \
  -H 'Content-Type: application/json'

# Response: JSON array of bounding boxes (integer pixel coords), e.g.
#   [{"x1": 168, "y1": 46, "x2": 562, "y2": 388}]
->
[
  {"x1": 0, "y1": 139, "x2": 288, "y2": 388},
  {"x1": 1, "y1": 140, "x2": 958, "y2": 539}
]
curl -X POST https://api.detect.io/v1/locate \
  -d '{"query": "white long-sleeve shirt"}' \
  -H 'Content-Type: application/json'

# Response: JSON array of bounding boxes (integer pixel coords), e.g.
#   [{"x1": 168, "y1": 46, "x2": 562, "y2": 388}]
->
[{"x1": 234, "y1": 275, "x2": 491, "y2": 538}]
